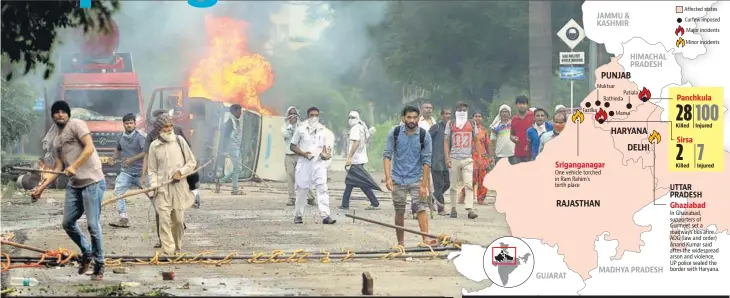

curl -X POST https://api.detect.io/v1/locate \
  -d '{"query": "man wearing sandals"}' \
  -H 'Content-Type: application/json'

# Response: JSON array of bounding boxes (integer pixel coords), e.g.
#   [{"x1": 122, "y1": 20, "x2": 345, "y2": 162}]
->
[
  {"x1": 108, "y1": 113, "x2": 147, "y2": 228},
  {"x1": 383, "y1": 105, "x2": 435, "y2": 246}
]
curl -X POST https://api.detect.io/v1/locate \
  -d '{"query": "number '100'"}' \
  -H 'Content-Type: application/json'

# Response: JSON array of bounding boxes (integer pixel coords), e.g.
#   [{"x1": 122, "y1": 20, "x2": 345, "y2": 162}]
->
[{"x1": 675, "y1": 104, "x2": 720, "y2": 121}]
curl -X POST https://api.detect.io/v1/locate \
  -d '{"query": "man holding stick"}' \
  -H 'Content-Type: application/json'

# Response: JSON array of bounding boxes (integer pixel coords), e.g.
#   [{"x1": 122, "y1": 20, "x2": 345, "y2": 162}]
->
[
  {"x1": 383, "y1": 105, "x2": 435, "y2": 246},
  {"x1": 146, "y1": 114, "x2": 197, "y2": 255},
  {"x1": 32, "y1": 100, "x2": 107, "y2": 280},
  {"x1": 108, "y1": 113, "x2": 147, "y2": 228},
  {"x1": 142, "y1": 110, "x2": 193, "y2": 248}
]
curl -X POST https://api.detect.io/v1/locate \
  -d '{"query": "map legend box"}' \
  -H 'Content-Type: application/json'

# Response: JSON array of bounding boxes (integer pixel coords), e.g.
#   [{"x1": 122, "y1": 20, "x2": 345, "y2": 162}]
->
[
  {"x1": 676, "y1": 6, "x2": 683, "y2": 13},
  {"x1": 491, "y1": 246, "x2": 517, "y2": 266},
  {"x1": 668, "y1": 87, "x2": 724, "y2": 172}
]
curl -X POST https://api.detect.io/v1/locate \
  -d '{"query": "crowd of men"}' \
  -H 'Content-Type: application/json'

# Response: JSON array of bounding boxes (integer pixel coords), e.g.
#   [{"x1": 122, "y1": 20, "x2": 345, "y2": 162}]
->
[
  {"x1": 281, "y1": 95, "x2": 569, "y2": 246},
  {"x1": 27, "y1": 95, "x2": 567, "y2": 281}
]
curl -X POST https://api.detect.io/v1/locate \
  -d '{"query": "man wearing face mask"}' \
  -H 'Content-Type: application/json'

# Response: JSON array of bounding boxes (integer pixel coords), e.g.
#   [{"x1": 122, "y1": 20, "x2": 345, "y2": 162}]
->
[
  {"x1": 219, "y1": 104, "x2": 245, "y2": 195},
  {"x1": 539, "y1": 112, "x2": 566, "y2": 154},
  {"x1": 340, "y1": 111, "x2": 380, "y2": 210},
  {"x1": 526, "y1": 108, "x2": 553, "y2": 161},
  {"x1": 444, "y1": 102, "x2": 479, "y2": 219},
  {"x1": 32, "y1": 100, "x2": 107, "y2": 280},
  {"x1": 290, "y1": 107, "x2": 337, "y2": 225}
]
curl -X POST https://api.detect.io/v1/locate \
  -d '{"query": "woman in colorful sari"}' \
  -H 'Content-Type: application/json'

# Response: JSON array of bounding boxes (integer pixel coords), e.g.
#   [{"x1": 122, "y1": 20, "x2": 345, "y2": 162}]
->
[{"x1": 458, "y1": 112, "x2": 492, "y2": 205}]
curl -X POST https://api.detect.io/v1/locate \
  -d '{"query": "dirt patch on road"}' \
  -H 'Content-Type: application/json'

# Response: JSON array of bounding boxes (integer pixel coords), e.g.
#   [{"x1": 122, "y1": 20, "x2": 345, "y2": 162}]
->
[{"x1": 1, "y1": 168, "x2": 510, "y2": 296}]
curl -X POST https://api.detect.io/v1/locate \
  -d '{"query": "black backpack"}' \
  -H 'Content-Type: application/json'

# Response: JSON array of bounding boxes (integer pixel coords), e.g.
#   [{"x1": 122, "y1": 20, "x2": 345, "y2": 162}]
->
[{"x1": 392, "y1": 125, "x2": 426, "y2": 152}]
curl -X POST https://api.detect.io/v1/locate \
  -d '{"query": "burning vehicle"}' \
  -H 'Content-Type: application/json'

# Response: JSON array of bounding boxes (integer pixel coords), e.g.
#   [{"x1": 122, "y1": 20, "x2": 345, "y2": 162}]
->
[{"x1": 14, "y1": 14, "x2": 286, "y2": 191}]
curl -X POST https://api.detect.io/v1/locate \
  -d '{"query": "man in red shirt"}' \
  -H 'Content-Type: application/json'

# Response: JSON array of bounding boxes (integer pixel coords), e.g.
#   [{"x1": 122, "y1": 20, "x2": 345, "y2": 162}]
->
[{"x1": 509, "y1": 95, "x2": 534, "y2": 164}]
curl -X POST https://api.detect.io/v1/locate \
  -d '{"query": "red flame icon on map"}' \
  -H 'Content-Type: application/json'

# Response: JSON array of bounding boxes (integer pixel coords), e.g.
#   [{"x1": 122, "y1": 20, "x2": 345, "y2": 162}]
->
[
  {"x1": 675, "y1": 25, "x2": 685, "y2": 36},
  {"x1": 595, "y1": 108, "x2": 608, "y2": 124},
  {"x1": 639, "y1": 87, "x2": 651, "y2": 102}
]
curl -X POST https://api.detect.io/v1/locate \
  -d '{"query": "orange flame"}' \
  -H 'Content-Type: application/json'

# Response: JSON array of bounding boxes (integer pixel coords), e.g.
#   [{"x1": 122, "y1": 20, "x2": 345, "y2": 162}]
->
[{"x1": 187, "y1": 15, "x2": 274, "y2": 115}]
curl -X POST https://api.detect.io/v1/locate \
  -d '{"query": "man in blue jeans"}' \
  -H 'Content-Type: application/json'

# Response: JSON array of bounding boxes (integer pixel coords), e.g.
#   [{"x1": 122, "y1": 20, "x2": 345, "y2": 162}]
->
[
  {"x1": 383, "y1": 105, "x2": 435, "y2": 247},
  {"x1": 219, "y1": 104, "x2": 245, "y2": 195},
  {"x1": 108, "y1": 113, "x2": 148, "y2": 228},
  {"x1": 32, "y1": 100, "x2": 107, "y2": 280}
]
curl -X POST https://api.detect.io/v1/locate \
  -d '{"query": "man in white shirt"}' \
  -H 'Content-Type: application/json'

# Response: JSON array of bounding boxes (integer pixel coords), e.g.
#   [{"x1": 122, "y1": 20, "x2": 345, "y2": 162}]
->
[
  {"x1": 418, "y1": 101, "x2": 437, "y2": 131},
  {"x1": 340, "y1": 111, "x2": 381, "y2": 210},
  {"x1": 289, "y1": 107, "x2": 337, "y2": 225}
]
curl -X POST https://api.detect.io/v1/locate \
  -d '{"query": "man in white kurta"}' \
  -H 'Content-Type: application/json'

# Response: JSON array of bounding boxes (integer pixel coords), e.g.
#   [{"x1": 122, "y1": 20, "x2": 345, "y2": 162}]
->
[
  {"x1": 289, "y1": 107, "x2": 337, "y2": 225},
  {"x1": 147, "y1": 114, "x2": 197, "y2": 255}
]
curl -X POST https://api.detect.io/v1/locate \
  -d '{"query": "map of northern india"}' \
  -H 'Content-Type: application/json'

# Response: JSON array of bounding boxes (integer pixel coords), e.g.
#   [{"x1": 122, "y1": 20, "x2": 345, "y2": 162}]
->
[{"x1": 449, "y1": 1, "x2": 730, "y2": 295}]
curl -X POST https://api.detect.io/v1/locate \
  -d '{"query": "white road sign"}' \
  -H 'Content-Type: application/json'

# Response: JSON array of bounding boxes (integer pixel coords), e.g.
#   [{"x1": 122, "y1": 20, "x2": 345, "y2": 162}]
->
[
  {"x1": 557, "y1": 19, "x2": 585, "y2": 50},
  {"x1": 559, "y1": 52, "x2": 585, "y2": 65}
]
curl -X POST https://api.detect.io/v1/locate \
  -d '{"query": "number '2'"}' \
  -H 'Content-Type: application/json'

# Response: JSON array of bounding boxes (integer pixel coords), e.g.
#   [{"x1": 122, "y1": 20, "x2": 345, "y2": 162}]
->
[{"x1": 188, "y1": 0, "x2": 217, "y2": 8}]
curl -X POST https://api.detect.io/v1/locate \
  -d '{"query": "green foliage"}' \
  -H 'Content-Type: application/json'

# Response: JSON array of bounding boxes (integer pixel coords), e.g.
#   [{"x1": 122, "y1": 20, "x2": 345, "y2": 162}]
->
[
  {"x1": 1, "y1": 0, "x2": 120, "y2": 80},
  {"x1": 366, "y1": 117, "x2": 401, "y2": 171},
  {"x1": 1, "y1": 77, "x2": 38, "y2": 149}
]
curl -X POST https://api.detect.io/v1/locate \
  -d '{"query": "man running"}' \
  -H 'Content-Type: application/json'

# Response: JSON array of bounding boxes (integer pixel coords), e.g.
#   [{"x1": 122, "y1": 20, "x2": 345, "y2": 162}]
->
[
  {"x1": 383, "y1": 105, "x2": 434, "y2": 246},
  {"x1": 510, "y1": 95, "x2": 534, "y2": 165},
  {"x1": 290, "y1": 107, "x2": 337, "y2": 225},
  {"x1": 109, "y1": 113, "x2": 147, "y2": 228},
  {"x1": 32, "y1": 100, "x2": 106, "y2": 280}
]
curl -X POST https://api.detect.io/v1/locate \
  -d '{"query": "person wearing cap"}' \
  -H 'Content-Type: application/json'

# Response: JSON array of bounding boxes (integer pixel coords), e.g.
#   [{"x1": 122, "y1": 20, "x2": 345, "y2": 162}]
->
[
  {"x1": 32, "y1": 100, "x2": 107, "y2": 280},
  {"x1": 147, "y1": 113, "x2": 197, "y2": 255},
  {"x1": 141, "y1": 109, "x2": 195, "y2": 249}
]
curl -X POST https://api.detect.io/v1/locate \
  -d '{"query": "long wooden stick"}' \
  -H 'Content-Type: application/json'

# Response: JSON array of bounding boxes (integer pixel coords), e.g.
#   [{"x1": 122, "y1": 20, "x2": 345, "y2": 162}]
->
[
  {"x1": 11, "y1": 167, "x2": 66, "y2": 176},
  {"x1": 1, "y1": 240, "x2": 48, "y2": 254},
  {"x1": 101, "y1": 160, "x2": 211, "y2": 207}
]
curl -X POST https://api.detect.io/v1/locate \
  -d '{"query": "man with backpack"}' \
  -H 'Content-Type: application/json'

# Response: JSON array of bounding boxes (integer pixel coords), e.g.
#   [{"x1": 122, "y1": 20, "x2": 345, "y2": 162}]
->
[
  {"x1": 444, "y1": 102, "x2": 479, "y2": 219},
  {"x1": 383, "y1": 105, "x2": 435, "y2": 246}
]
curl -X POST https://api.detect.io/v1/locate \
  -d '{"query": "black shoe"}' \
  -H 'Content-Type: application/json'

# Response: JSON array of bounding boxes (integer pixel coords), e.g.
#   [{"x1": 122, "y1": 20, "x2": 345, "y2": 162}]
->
[
  {"x1": 90, "y1": 262, "x2": 104, "y2": 281},
  {"x1": 322, "y1": 217, "x2": 337, "y2": 224},
  {"x1": 450, "y1": 209, "x2": 458, "y2": 218},
  {"x1": 294, "y1": 216, "x2": 303, "y2": 224},
  {"x1": 286, "y1": 199, "x2": 295, "y2": 206},
  {"x1": 154, "y1": 242, "x2": 162, "y2": 248},
  {"x1": 338, "y1": 206, "x2": 349, "y2": 210},
  {"x1": 193, "y1": 203, "x2": 200, "y2": 209},
  {"x1": 77, "y1": 253, "x2": 93, "y2": 275},
  {"x1": 467, "y1": 209, "x2": 479, "y2": 219}
]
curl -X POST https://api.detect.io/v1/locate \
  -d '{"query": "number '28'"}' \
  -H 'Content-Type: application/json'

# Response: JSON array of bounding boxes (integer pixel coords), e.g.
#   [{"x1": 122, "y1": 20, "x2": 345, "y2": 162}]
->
[{"x1": 188, "y1": 0, "x2": 217, "y2": 8}]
